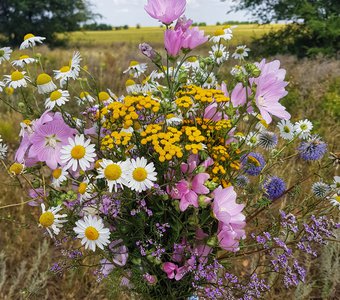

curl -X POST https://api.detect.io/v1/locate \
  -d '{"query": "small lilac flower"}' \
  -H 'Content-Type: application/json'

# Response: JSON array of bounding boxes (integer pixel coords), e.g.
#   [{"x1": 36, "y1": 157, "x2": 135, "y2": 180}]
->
[
  {"x1": 263, "y1": 176, "x2": 286, "y2": 200},
  {"x1": 139, "y1": 43, "x2": 157, "y2": 60},
  {"x1": 298, "y1": 135, "x2": 327, "y2": 161}
]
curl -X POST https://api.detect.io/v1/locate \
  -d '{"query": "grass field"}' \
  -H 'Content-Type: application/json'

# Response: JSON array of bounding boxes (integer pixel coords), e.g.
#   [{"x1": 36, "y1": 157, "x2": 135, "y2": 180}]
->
[{"x1": 67, "y1": 24, "x2": 284, "y2": 47}]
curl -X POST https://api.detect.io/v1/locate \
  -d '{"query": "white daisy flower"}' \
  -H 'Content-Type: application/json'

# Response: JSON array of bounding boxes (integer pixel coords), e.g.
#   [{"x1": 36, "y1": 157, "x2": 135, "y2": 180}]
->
[
  {"x1": 54, "y1": 51, "x2": 82, "y2": 87},
  {"x1": 20, "y1": 33, "x2": 46, "y2": 50},
  {"x1": 0, "y1": 47, "x2": 12, "y2": 64},
  {"x1": 98, "y1": 91, "x2": 113, "y2": 103},
  {"x1": 36, "y1": 73, "x2": 57, "y2": 94},
  {"x1": 60, "y1": 134, "x2": 96, "y2": 172},
  {"x1": 123, "y1": 60, "x2": 147, "y2": 78},
  {"x1": 125, "y1": 79, "x2": 142, "y2": 94},
  {"x1": 166, "y1": 113, "x2": 183, "y2": 126},
  {"x1": 19, "y1": 119, "x2": 33, "y2": 137},
  {"x1": 202, "y1": 73, "x2": 217, "y2": 89},
  {"x1": 210, "y1": 27, "x2": 233, "y2": 43},
  {"x1": 76, "y1": 91, "x2": 95, "y2": 105},
  {"x1": 331, "y1": 176, "x2": 340, "y2": 190},
  {"x1": 0, "y1": 142, "x2": 8, "y2": 160},
  {"x1": 150, "y1": 70, "x2": 165, "y2": 80},
  {"x1": 51, "y1": 168, "x2": 68, "y2": 188},
  {"x1": 9, "y1": 162, "x2": 25, "y2": 176},
  {"x1": 329, "y1": 192, "x2": 340, "y2": 210},
  {"x1": 73, "y1": 215, "x2": 110, "y2": 252},
  {"x1": 245, "y1": 132, "x2": 259, "y2": 147},
  {"x1": 277, "y1": 120, "x2": 295, "y2": 140},
  {"x1": 0, "y1": 81, "x2": 4, "y2": 92},
  {"x1": 97, "y1": 159, "x2": 129, "y2": 192},
  {"x1": 39, "y1": 203, "x2": 67, "y2": 237},
  {"x1": 231, "y1": 65, "x2": 247, "y2": 77},
  {"x1": 126, "y1": 157, "x2": 157, "y2": 192},
  {"x1": 45, "y1": 89, "x2": 70, "y2": 109},
  {"x1": 3, "y1": 70, "x2": 29, "y2": 89},
  {"x1": 12, "y1": 55, "x2": 37, "y2": 68},
  {"x1": 294, "y1": 119, "x2": 313, "y2": 139},
  {"x1": 183, "y1": 56, "x2": 200, "y2": 70},
  {"x1": 209, "y1": 44, "x2": 229, "y2": 65},
  {"x1": 77, "y1": 178, "x2": 95, "y2": 202},
  {"x1": 232, "y1": 45, "x2": 250, "y2": 60}
]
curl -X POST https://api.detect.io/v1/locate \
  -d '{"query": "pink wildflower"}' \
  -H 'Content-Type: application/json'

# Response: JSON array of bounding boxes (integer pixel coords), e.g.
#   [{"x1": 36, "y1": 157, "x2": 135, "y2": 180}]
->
[{"x1": 145, "y1": 0, "x2": 186, "y2": 25}]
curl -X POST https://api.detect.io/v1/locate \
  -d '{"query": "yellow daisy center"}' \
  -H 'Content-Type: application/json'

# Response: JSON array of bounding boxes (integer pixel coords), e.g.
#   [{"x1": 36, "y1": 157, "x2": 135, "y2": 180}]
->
[
  {"x1": 104, "y1": 164, "x2": 122, "y2": 181},
  {"x1": 187, "y1": 56, "x2": 197, "y2": 63},
  {"x1": 23, "y1": 119, "x2": 31, "y2": 125},
  {"x1": 85, "y1": 226, "x2": 99, "y2": 240},
  {"x1": 132, "y1": 167, "x2": 147, "y2": 182},
  {"x1": 129, "y1": 60, "x2": 139, "y2": 67},
  {"x1": 60, "y1": 66, "x2": 70, "y2": 73},
  {"x1": 0, "y1": 50, "x2": 4, "y2": 57},
  {"x1": 37, "y1": 73, "x2": 52, "y2": 85},
  {"x1": 214, "y1": 29, "x2": 225, "y2": 36},
  {"x1": 78, "y1": 182, "x2": 88, "y2": 194},
  {"x1": 71, "y1": 145, "x2": 86, "y2": 159},
  {"x1": 39, "y1": 211, "x2": 55, "y2": 227},
  {"x1": 50, "y1": 90, "x2": 62, "y2": 102},
  {"x1": 19, "y1": 55, "x2": 30, "y2": 60},
  {"x1": 9, "y1": 163, "x2": 24, "y2": 175},
  {"x1": 283, "y1": 125, "x2": 291, "y2": 133},
  {"x1": 125, "y1": 79, "x2": 136, "y2": 87},
  {"x1": 80, "y1": 91, "x2": 90, "y2": 98},
  {"x1": 98, "y1": 91, "x2": 110, "y2": 102},
  {"x1": 24, "y1": 33, "x2": 35, "y2": 40},
  {"x1": 95, "y1": 159, "x2": 103, "y2": 169},
  {"x1": 5, "y1": 87, "x2": 14, "y2": 95},
  {"x1": 11, "y1": 71, "x2": 24, "y2": 81},
  {"x1": 52, "y1": 168, "x2": 62, "y2": 179},
  {"x1": 335, "y1": 195, "x2": 340, "y2": 203}
]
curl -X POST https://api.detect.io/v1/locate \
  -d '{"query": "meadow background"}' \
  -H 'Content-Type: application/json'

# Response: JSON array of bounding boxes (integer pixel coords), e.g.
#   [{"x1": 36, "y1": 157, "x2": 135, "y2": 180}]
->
[{"x1": 0, "y1": 23, "x2": 340, "y2": 299}]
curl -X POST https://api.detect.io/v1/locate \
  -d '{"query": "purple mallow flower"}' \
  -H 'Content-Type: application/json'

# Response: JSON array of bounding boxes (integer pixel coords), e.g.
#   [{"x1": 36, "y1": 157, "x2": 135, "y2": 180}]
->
[
  {"x1": 144, "y1": 0, "x2": 186, "y2": 25},
  {"x1": 263, "y1": 176, "x2": 286, "y2": 200},
  {"x1": 298, "y1": 135, "x2": 327, "y2": 161},
  {"x1": 241, "y1": 152, "x2": 265, "y2": 176}
]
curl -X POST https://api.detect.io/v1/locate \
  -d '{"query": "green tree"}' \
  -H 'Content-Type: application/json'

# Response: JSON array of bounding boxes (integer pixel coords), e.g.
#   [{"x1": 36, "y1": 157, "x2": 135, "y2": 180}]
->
[
  {"x1": 227, "y1": 0, "x2": 340, "y2": 57},
  {"x1": 0, "y1": 0, "x2": 94, "y2": 46}
]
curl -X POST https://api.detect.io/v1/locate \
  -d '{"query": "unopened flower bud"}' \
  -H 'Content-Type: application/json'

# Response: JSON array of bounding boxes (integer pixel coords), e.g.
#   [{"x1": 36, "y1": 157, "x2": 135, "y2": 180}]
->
[
  {"x1": 205, "y1": 181, "x2": 218, "y2": 190},
  {"x1": 207, "y1": 236, "x2": 218, "y2": 247},
  {"x1": 198, "y1": 195, "x2": 211, "y2": 208},
  {"x1": 139, "y1": 43, "x2": 158, "y2": 60}
]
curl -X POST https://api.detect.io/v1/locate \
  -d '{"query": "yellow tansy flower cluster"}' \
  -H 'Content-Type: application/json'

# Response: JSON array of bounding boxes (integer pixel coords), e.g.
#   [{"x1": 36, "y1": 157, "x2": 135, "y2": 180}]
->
[
  {"x1": 176, "y1": 85, "x2": 230, "y2": 103},
  {"x1": 175, "y1": 96, "x2": 193, "y2": 109},
  {"x1": 101, "y1": 131, "x2": 133, "y2": 150}
]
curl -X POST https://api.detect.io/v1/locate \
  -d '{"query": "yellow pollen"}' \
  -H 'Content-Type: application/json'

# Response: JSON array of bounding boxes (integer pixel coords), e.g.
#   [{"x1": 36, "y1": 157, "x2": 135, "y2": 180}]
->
[
  {"x1": 187, "y1": 56, "x2": 197, "y2": 63},
  {"x1": 19, "y1": 55, "x2": 30, "y2": 60},
  {"x1": 78, "y1": 182, "x2": 88, "y2": 194},
  {"x1": 9, "y1": 163, "x2": 24, "y2": 175},
  {"x1": 52, "y1": 168, "x2": 62, "y2": 179},
  {"x1": 11, "y1": 70, "x2": 24, "y2": 81},
  {"x1": 71, "y1": 145, "x2": 86, "y2": 159},
  {"x1": 60, "y1": 66, "x2": 70, "y2": 73},
  {"x1": 24, "y1": 33, "x2": 35, "y2": 40},
  {"x1": 39, "y1": 211, "x2": 55, "y2": 227},
  {"x1": 50, "y1": 90, "x2": 62, "y2": 101},
  {"x1": 132, "y1": 167, "x2": 147, "y2": 182},
  {"x1": 214, "y1": 29, "x2": 225, "y2": 36},
  {"x1": 5, "y1": 87, "x2": 14, "y2": 95},
  {"x1": 80, "y1": 91, "x2": 90, "y2": 98},
  {"x1": 23, "y1": 119, "x2": 31, "y2": 125},
  {"x1": 129, "y1": 60, "x2": 139, "y2": 67},
  {"x1": 98, "y1": 91, "x2": 110, "y2": 102},
  {"x1": 37, "y1": 73, "x2": 52, "y2": 85},
  {"x1": 95, "y1": 159, "x2": 102, "y2": 169},
  {"x1": 85, "y1": 226, "x2": 99, "y2": 240},
  {"x1": 125, "y1": 79, "x2": 136, "y2": 87},
  {"x1": 104, "y1": 164, "x2": 122, "y2": 181}
]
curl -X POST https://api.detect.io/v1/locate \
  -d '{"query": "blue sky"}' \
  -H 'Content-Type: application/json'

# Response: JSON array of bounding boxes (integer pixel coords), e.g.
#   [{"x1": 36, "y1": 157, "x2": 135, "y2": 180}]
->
[{"x1": 90, "y1": 0, "x2": 250, "y2": 26}]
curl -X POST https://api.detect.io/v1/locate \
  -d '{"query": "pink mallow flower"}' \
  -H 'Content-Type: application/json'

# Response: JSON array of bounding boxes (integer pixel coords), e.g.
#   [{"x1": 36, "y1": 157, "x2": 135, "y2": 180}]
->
[
  {"x1": 212, "y1": 186, "x2": 246, "y2": 251},
  {"x1": 144, "y1": 0, "x2": 186, "y2": 25}
]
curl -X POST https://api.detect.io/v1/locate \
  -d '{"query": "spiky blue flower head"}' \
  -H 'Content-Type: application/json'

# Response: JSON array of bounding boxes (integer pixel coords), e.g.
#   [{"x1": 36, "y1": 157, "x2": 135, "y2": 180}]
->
[
  {"x1": 311, "y1": 182, "x2": 330, "y2": 198},
  {"x1": 258, "y1": 131, "x2": 278, "y2": 150},
  {"x1": 241, "y1": 152, "x2": 265, "y2": 176},
  {"x1": 263, "y1": 176, "x2": 286, "y2": 200},
  {"x1": 235, "y1": 175, "x2": 250, "y2": 187},
  {"x1": 298, "y1": 135, "x2": 327, "y2": 161}
]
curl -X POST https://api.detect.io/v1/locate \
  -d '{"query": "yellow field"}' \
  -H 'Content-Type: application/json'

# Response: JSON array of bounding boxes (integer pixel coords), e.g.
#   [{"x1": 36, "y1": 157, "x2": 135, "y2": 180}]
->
[{"x1": 68, "y1": 24, "x2": 284, "y2": 47}]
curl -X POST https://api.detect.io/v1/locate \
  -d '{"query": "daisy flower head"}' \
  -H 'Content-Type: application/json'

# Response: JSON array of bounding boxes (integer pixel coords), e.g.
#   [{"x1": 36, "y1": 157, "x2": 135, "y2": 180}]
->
[
  {"x1": 20, "y1": 33, "x2": 46, "y2": 50},
  {"x1": 73, "y1": 215, "x2": 110, "y2": 252},
  {"x1": 51, "y1": 168, "x2": 68, "y2": 188},
  {"x1": 0, "y1": 47, "x2": 12, "y2": 64},
  {"x1": 294, "y1": 119, "x2": 313, "y2": 139},
  {"x1": 331, "y1": 176, "x2": 340, "y2": 190},
  {"x1": 60, "y1": 134, "x2": 96, "y2": 172},
  {"x1": 39, "y1": 203, "x2": 67, "y2": 237},
  {"x1": 12, "y1": 55, "x2": 37, "y2": 68},
  {"x1": 0, "y1": 141, "x2": 8, "y2": 160},
  {"x1": 277, "y1": 120, "x2": 295, "y2": 140},
  {"x1": 210, "y1": 27, "x2": 233, "y2": 43},
  {"x1": 9, "y1": 162, "x2": 25, "y2": 176},
  {"x1": 183, "y1": 56, "x2": 200, "y2": 70},
  {"x1": 232, "y1": 45, "x2": 250, "y2": 60},
  {"x1": 54, "y1": 51, "x2": 82, "y2": 86},
  {"x1": 0, "y1": 81, "x2": 4, "y2": 92},
  {"x1": 125, "y1": 79, "x2": 141, "y2": 94},
  {"x1": 77, "y1": 178, "x2": 95, "y2": 202},
  {"x1": 123, "y1": 60, "x2": 147, "y2": 78},
  {"x1": 97, "y1": 159, "x2": 129, "y2": 192},
  {"x1": 202, "y1": 73, "x2": 217, "y2": 89},
  {"x1": 4, "y1": 70, "x2": 29, "y2": 89},
  {"x1": 77, "y1": 91, "x2": 95, "y2": 105},
  {"x1": 98, "y1": 91, "x2": 113, "y2": 103},
  {"x1": 45, "y1": 89, "x2": 70, "y2": 109},
  {"x1": 209, "y1": 44, "x2": 229, "y2": 65},
  {"x1": 36, "y1": 73, "x2": 57, "y2": 94},
  {"x1": 329, "y1": 191, "x2": 340, "y2": 210},
  {"x1": 127, "y1": 157, "x2": 157, "y2": 192},
  {"x1": 245, "y1": 131, "x2": 259, "y2": 147}
]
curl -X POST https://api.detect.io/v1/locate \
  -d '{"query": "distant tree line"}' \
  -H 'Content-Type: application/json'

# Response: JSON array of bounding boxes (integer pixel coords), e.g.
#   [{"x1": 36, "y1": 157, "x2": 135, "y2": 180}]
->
[{"x1": 82, "y1": 22, "x2": 112, "y2": 31}]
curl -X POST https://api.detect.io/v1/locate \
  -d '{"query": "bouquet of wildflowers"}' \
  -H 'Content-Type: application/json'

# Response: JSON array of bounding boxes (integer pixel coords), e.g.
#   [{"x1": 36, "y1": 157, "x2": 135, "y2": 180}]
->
[{"x1": 1, "y1": 0, "x2": 339, "y2": 299}]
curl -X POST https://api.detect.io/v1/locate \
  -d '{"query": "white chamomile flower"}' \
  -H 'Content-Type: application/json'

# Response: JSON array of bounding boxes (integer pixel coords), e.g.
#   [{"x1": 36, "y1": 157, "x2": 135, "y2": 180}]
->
[
  {"x1": 150, "y1": 70, "x2": 165, "y2": 80},
  {"x1": 125, "y1": 79, "x2": 142, "y2": 94},
  {"x1": 232, "y1": 45, "x2": 250, "y2": 60},
  {"x1": 202, "y1": 73, "x2": 217, "y2": 89},
  {"x1": 127, "y1": 157, "x2": 157, "y2": 192},
  {"x1": 277, "y1": 120, "x2": 295, "y2": 140},
  {"x1": 45, "y1": 89, "x2": 70, "y2": 109},
  {"x1": 19, "y1": 119, "x2": 33, "y2": 137},
  {"x1": 231, "y1": 65, "x2": 247, "y2": 77},
  {"x1": 0, "y1": 142, "x2": 8, "y2": 160},
  {"x1": 210, "y1": 27, "x2": 233, "y2": 43},
  {"x1": 123, "y1": 60, "x2": 147, "y2": 78},
  {"x1": 39, "y1": 203, "x2": 67, "y2": 237},
  {"x1": 0, "y1": 81, "x2": 4, "y2": 92},
  {"x1": 331, "y1": 176, "x2": 340, "y2": 190},
  {"x1": 329, "y1": 192, "x2": 340, "y2": 210},
  {"x1": 0, "y1": 47, "x2": 12, "y2": 64},
  {"x1": 77, "y1": 91, "x2": 95, "y2": 105},
  {"x1": 51, "y1": 168, "x2": 68, "y2": 188},
  {"x1": 54, "y1": 51, "x2": 82, "y2": 87},
  {"x1": 20, "y1": 33, "x2": 46, "y2": 50},
  {"x1": 36, "y1": 73, "x2": 57, "y2": 94},
  {"x1": 166, "y1": 113, "x2": 183, "y2": 126},
  {"x1": 98, "y1": 91, "x2": 113, "y2": 103},
  {"x1": 4, "y1": 70, "x2": 30, "y2": 89},
  {"x1": 77, "y1": 178, "x2": 95, "y2": 202},
  {"x1": 245, "y1": 132, "x2": 259, "y2": 147},
  {"x1": 60, "y1": 134, "x2": 96, "y2": 172},
  {"x1": 183, "y1": 56, "x2": 200, "y2": 70},
  {"x1": 73, "y1": 215, "x2": 110, "y2": 252},
  {"x1": 97, "y1": 159, "x2": 129, "y2": 192},
  {"x1": 12, "y1": 55, "x2": 37, "y2": 68},
  {"x1": 294, "y1": 119, "x2": 313, "y2": 139},
  {"x1": 209, "y1": 44, "x2": 229, "y2": 65}
]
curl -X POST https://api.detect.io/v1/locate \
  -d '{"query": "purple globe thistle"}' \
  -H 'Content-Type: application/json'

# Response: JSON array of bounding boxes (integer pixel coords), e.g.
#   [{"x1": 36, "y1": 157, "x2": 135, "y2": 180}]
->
[
  {"x1": 298, "y1": 135, "x2": 327, "y2": 161},
  {"x1": 263, "y1": 176, "x2": 286, "y2": 200},
  {"x1": 241, "y1": 152, "x2": 266, "y2": 176},
  {"x1": 235, "y1": 175, "x2": 250, "y2": 188}
]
